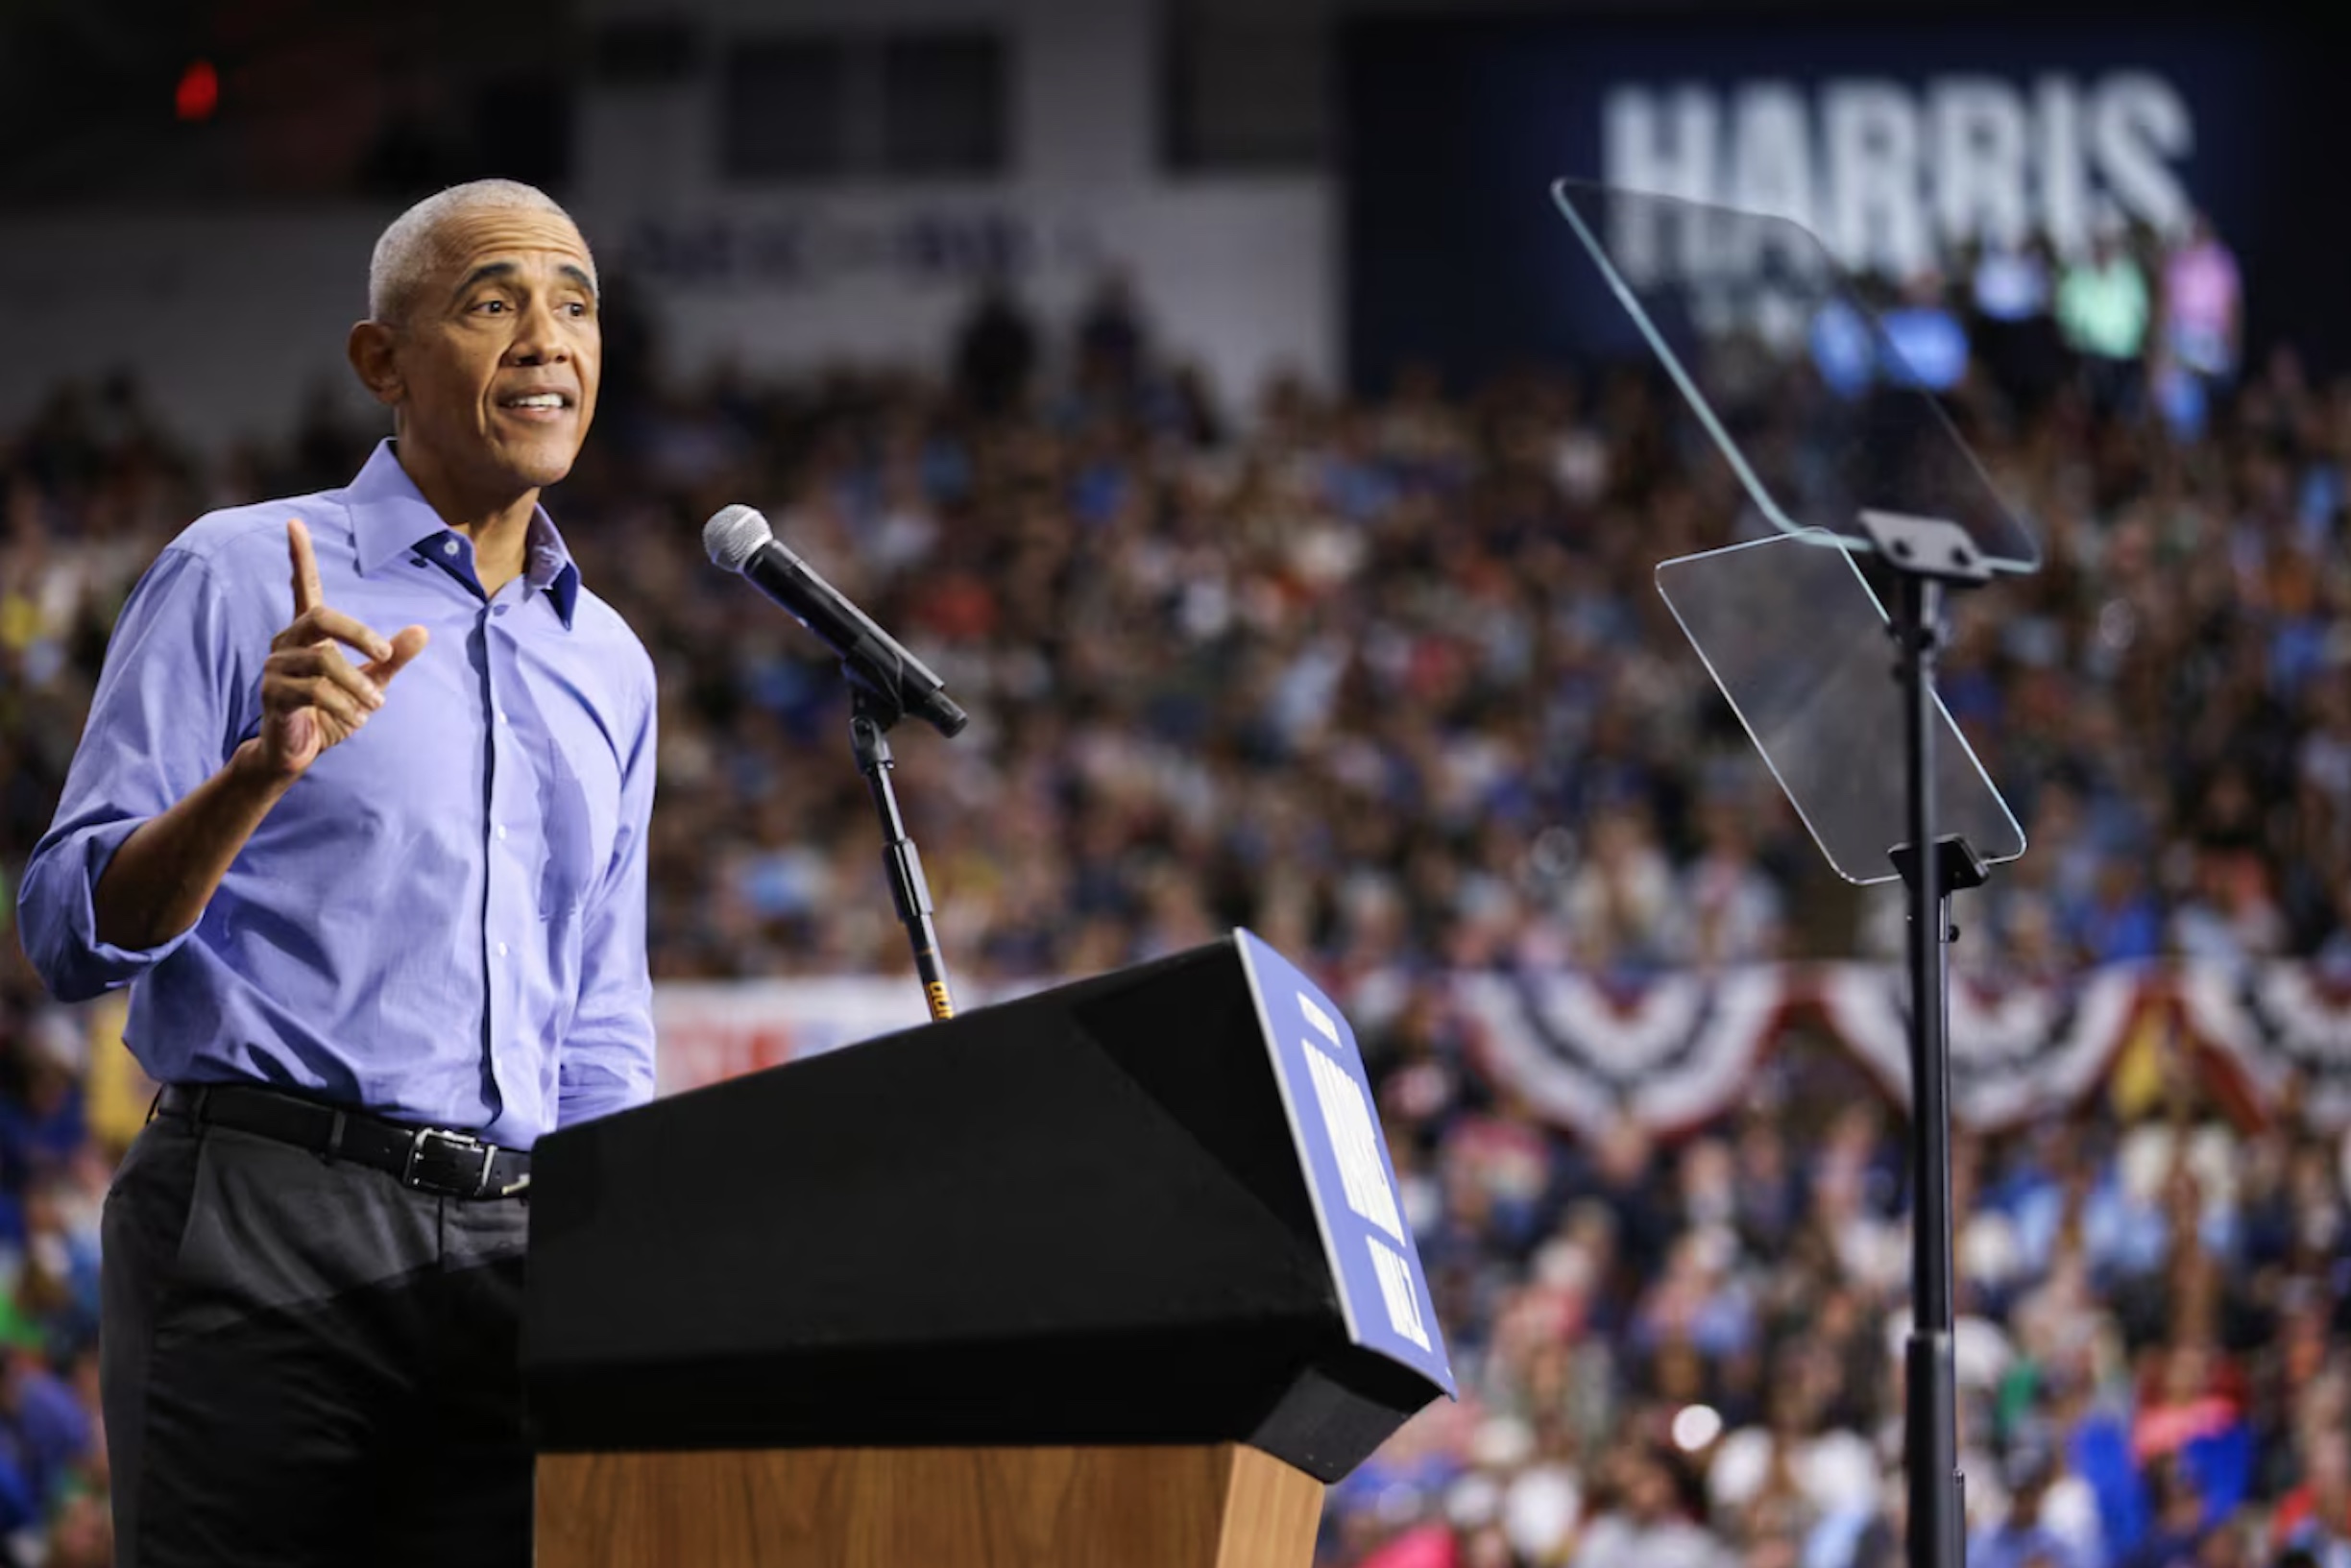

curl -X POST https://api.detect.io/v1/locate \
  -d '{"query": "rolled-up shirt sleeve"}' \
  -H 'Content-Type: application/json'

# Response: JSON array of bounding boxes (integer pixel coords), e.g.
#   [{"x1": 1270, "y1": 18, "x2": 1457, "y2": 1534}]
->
[
  {"x1": 556, "y1": 681, "x2": 657, "y2": 1127},
  {"x1": 17, "y1": 547, "x2": 250, "y2": 1002}
]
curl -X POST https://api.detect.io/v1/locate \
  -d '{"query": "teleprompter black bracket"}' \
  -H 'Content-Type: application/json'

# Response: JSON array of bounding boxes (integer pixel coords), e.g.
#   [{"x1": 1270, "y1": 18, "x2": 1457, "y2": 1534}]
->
[{"x1": 1859, "y1": 510, "x2": 1997, "y2": 588}]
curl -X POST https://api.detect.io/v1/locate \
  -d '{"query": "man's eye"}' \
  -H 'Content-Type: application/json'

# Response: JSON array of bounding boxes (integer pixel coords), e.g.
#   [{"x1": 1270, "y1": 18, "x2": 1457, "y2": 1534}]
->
[{"x1": 473, "y1": 299, "x2": 508, "y2": 315}]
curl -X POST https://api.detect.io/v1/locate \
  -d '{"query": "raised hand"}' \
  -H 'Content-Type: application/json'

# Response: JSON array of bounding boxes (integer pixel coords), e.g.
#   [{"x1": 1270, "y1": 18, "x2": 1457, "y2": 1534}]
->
[{"x1": 254, "y1": 519, "x2": 429, "y2": 782}]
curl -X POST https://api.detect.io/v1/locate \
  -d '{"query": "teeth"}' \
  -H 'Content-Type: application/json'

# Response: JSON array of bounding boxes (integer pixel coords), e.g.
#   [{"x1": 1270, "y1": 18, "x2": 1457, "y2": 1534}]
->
[{"x1": 508, "y1": 394, "x2": 564, "y2": 409}]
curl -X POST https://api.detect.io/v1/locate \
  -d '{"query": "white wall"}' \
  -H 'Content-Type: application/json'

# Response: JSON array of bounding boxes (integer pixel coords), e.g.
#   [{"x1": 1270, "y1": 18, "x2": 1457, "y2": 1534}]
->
[
  {"x1": 578, "y1": 181, "x2": 1332, "y2": 411},
  {"x1": 570, "y1": 0, "x2": 1331, "y2": 413}
]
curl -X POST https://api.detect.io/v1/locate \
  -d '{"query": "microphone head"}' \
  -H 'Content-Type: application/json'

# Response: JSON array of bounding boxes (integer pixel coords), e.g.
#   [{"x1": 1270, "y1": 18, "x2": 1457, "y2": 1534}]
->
[{"x1": 703, "y1": 504, "x2": 773, "y2": 573}]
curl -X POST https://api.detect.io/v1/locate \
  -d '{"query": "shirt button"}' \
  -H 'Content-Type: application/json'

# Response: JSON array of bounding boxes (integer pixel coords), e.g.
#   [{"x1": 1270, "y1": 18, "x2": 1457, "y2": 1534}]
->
[
  {"x1": 442, "y1": 538, "x2": 460, "y2": 557},
  {"x1": 497, "y1": 708, "x2": 509, "y2": 725},
  {"x1": 497, "y1": 942, "x2": 510, "y2": 958},
  {"x1": 495, "y1": 824, "x2": 508, "y2": 841}
]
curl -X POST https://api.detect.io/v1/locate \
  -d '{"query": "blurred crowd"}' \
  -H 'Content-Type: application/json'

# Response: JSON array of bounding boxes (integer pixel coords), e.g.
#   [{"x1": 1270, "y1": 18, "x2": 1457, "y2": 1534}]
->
[
  {"x1": 1348, "y1": 1025, "x2": 2351, "y2": 1568},
  {"x1": 0, "y1": 208, "x2": 2345, "y2": 1565}
]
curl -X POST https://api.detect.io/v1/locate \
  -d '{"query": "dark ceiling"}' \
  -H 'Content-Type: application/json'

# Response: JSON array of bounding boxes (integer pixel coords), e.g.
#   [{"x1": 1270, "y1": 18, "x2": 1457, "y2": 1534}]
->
[{"x1": 0, "y1": 0, "x2": 577, "y2": 205}]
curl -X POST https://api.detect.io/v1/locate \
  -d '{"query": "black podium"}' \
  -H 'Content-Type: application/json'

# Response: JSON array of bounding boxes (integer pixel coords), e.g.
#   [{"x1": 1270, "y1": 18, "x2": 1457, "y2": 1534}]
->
[{"x1": 523, "y1": 934, "x2": 1452, "y2": 1567}]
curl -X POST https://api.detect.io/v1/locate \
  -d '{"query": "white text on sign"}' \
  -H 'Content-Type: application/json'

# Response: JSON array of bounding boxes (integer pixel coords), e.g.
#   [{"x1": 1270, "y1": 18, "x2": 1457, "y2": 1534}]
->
[{"x1": 1303, "y1": 1040, "x2": 1406, "y2": 1244}]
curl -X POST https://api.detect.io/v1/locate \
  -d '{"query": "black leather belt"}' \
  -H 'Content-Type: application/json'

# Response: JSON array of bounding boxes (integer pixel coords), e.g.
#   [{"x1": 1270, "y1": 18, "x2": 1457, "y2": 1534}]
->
[{"x1": 156, "y1": 1083, "x2": 530, "y2": 1200}]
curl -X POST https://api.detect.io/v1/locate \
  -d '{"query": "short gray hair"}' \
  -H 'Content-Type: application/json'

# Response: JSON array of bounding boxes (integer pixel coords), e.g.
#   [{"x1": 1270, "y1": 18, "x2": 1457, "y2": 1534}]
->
[{"x1": 367, "y1": 179, "x2": 594, "y2": 325}]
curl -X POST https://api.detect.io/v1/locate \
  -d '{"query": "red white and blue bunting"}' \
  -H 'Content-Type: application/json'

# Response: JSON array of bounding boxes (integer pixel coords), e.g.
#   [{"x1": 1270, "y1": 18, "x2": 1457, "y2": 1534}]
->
[
  {"x1": 1449, "y1": 968, "x2": 1786, "y2": 1140},
  {"x1": 2178, "y1": 962, "x2": 2351, "y2": 1130},
  {"x1": 646, "y1": 958, "x2": 2351, "y2": 1134},
  {"x1": 1813, "y1": 962, "x2": 2146, "y2": 1129}
]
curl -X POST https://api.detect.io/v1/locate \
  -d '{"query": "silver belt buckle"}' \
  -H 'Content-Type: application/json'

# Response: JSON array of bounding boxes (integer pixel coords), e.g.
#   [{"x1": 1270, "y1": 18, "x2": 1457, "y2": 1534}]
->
[{"x1": 404, "y1": 1126, "x2": 496, "y2": 1196}]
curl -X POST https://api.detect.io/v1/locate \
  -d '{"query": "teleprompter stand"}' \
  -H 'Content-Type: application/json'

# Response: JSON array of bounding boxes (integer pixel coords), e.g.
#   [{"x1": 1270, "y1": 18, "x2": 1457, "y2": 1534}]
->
[
  {"x1": 1868, "y1": 508, "x2": 1994, "y2": 1568},
  {"x1": 1554, "y1": 180, "x2": 2048, "y2": 1568}
]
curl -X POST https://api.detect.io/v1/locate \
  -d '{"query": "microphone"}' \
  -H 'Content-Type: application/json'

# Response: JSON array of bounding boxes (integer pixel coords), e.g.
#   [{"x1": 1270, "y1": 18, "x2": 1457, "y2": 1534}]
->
[{"x1": 703, "y1": 504, "x2": 968, "y2": 738}]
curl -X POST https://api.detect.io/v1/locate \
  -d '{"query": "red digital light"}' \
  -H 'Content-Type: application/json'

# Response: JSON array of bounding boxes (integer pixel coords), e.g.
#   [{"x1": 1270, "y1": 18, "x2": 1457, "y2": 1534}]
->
[{"x1": 176, "y1": 60, "x2": 219, "y2": 122}]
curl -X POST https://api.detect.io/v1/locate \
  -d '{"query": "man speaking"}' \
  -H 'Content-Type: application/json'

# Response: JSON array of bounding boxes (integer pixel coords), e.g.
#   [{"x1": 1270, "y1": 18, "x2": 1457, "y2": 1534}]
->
[{"x1": 17, "y1": 179, "x2": 657, "y2": 1565}]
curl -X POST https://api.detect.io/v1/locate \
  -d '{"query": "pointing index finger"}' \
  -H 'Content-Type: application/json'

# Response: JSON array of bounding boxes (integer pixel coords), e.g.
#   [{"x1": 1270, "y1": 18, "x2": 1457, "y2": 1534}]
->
[{"x1": 287, "y1": 519, "x2": 326, "y2": 618}]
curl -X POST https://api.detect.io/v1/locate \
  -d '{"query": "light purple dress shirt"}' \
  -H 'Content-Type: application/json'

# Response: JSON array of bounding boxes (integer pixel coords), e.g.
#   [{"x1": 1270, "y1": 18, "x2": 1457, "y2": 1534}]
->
[{"x1": 18, "y1": 440, "x2": 657, "y2": 1147}]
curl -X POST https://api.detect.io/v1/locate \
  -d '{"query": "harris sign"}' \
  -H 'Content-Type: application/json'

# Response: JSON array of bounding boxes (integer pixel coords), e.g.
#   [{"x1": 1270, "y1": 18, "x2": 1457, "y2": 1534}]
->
[{"x1": 1343, "y1": 11, "x2": 2331, "y2": 390}]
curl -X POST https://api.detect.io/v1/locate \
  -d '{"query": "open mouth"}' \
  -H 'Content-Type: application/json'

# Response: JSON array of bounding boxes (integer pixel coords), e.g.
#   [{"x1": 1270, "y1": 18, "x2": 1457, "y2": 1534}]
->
[{"x1": 498, "y1": 391, "x2": 574, "y2": 420}]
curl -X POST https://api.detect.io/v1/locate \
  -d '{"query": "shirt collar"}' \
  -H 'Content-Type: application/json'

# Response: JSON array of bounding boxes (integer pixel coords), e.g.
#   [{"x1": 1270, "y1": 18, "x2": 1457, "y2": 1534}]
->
[{"x1": 346, "y1": 439, "x2": 582, "y2": 629}]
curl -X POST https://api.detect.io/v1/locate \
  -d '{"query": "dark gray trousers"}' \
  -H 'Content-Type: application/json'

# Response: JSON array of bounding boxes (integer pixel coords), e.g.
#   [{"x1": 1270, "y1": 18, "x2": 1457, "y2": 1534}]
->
[{"x1": 101, "y1": 1114, "x2": 532, "y2": 1567}]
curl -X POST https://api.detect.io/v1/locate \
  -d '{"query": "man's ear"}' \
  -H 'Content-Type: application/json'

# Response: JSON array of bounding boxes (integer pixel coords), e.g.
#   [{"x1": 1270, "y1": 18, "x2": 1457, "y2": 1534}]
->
[{"x1": 348, "y1": 320, "x2": 402, "y2": 409}]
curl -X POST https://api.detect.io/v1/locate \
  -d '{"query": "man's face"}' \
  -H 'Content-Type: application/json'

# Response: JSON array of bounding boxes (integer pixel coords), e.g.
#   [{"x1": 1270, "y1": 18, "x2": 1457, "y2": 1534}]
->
[{"x1": 376, "y1": 205, "x2": 600, "y2": 496}]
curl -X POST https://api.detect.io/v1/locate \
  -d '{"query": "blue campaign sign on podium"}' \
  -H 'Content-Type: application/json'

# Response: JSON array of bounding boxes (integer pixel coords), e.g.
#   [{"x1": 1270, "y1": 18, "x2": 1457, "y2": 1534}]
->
[{"x1": 1234, "y1": 929, "x2": 1456, "y2": 1397}]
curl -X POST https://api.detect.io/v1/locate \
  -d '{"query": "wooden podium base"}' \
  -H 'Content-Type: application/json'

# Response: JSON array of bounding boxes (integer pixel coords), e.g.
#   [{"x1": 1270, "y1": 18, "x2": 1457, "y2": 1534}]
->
[{"x1": 536, "y1": 1443, "x2": 1325, "y2": 1568}]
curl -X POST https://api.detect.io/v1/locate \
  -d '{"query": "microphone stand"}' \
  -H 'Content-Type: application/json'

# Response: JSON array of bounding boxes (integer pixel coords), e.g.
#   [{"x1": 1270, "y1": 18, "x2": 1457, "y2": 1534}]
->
[{"x1": 846, "y1": 682, "x2": 957, "y2": 1022}]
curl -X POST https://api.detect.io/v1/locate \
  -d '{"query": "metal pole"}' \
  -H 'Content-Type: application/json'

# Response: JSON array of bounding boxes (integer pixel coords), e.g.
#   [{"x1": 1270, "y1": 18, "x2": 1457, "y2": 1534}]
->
[
  {"x1": 1899, "y1": 571, "x2": 1963, "y2": 1568},
  {"x1": 850, "y1": 691, "x2": 957, "y2": 1022}
]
